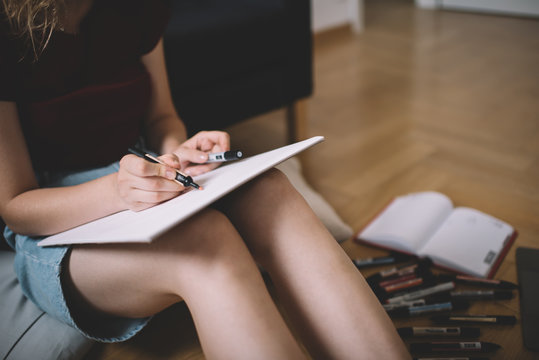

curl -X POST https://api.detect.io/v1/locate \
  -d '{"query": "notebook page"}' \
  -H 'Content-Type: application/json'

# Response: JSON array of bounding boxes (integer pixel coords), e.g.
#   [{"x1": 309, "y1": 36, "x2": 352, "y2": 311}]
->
[
  {"x1": 38, "y1": 136, "x2": 324, "y2": 246},
  {"x1": 418, "y1": 207, "x2": 514, "y2": 278},
  {"x1": 358, "y1": 192, "x2": 453, "y2": 253}
]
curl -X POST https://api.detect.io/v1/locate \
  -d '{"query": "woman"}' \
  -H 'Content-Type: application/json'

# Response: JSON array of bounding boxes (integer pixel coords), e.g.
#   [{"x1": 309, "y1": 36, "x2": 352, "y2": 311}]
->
[{"x1": 0, "y1": 0, "x2": 409, "y2": 358}]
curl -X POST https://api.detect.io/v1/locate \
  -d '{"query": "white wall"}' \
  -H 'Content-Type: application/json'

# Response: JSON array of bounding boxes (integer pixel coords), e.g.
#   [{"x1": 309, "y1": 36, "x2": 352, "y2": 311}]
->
[
  {"x1": 311, "y1": 0, "x2": 364, "y2": 33},
  {"x1": 415, "y1": 0, "x2": 539, "y2": 17}
]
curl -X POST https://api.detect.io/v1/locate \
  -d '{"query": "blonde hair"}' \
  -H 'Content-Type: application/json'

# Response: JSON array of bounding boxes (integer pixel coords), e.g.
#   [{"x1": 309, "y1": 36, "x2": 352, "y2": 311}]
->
[{"x1": 1, "y1": 0, "x2": 65, "y2": 60}]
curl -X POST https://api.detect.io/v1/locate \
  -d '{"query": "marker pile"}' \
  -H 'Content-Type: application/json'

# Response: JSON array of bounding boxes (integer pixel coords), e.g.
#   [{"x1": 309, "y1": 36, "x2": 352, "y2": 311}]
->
[{"x1": 355, "y1": 254, "x2": 517, "y2": 358}]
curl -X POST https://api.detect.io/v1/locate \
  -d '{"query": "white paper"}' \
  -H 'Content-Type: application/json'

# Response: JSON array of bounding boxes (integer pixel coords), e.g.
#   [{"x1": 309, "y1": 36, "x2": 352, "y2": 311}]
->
[
  {"x1": 418, "y1": 207, "x2": 514, "y2": 277},
  {"x1": 358, "y1": 191, "x2": 453, "y2": 253},
  {"x1": 38, "y1": 136, "x2": 324, "y2": 246}
]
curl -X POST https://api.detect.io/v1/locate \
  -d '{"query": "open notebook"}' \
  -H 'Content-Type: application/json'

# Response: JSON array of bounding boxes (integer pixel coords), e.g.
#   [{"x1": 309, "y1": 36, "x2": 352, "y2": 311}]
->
[
  {"x1": 39, "y1": 136, "x2": 324, "y2": 246},
  {"x1": 355, "y1": 191, "x2": 517, "y2": 278}
]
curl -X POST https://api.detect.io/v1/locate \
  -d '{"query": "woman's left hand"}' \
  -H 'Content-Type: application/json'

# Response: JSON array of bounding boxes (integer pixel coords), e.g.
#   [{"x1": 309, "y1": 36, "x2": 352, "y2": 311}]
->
[{"x1": 172, "y1": 131, "x2": 230, "y2": 176}]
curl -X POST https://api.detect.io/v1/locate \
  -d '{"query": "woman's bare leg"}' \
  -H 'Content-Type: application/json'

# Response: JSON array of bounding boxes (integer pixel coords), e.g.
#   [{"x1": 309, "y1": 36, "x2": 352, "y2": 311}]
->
[
  {"x1": 64, "y1": 208, "x2": 306, "y2": 360},
  {"x1": 218, "y1": 169, "x2": 410, "y2": 360}
]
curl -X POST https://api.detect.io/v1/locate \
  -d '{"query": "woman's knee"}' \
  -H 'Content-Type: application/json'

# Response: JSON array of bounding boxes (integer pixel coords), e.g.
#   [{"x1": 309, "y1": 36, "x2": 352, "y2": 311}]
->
[
  {"x1": 159, "y1": 208, "x2": 256, "y2": 276},
  {"x1": 160, "y1": 209, "x2": 233, "y2": 254},
  {"x1": 244, "y1": 168, "x2": 298, "y2": 201},
  {"x1": 220, "y1": 168, "x2": 313, "y2": 256}
]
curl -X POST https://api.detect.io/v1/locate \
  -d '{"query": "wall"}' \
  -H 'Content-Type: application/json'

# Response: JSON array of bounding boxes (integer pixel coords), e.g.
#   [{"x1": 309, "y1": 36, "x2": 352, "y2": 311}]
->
[
  {"x1": 415, "y1": 0, "x2": 539, "y2": 17},
  {"x1": 311, "y1": 0, "x2": 364, "y2": 33}
]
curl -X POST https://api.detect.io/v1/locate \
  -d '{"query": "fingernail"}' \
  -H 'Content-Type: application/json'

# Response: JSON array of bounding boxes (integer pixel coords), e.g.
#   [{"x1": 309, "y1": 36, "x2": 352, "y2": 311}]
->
[
  {"x1": 166, "y1": 170, "x2": 175, "y2": 179},
  {"x1": 184, "y1": 169, "x2": 192, "y2": 175},
  {"x1": 199, "y1": 154, "x2": 206, "y2": 160}
]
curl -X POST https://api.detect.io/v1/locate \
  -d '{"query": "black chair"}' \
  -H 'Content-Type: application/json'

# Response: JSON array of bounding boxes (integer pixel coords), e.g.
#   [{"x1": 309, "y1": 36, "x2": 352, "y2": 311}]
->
[{"x1": 164, "y1": 0, "x2": 313, "y2": 142}]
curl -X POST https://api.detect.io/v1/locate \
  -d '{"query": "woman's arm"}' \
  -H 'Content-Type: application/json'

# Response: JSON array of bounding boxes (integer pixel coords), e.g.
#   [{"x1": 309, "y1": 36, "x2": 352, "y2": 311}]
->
[
  {"x1": 0, "y1": 101, "x2": 183, "y2": 236},
  {"x1": 0, "y1": 39, "x2": 225, "y2": 237},
  {"x1": 141, "y1": 38, "x2": 187, "y2": 155},
  {"x1": 142, "y1": 39, "x2": 230, "y2": 176},
  {"x1": 0, "y1": 101, "x2": 124, "y2": 235}
]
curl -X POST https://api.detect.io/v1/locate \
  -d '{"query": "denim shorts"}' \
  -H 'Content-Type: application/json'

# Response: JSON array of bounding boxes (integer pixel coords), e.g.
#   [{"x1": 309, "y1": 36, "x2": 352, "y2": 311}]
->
[{"x1": 4, "y1": 162, "x2": 151, "y2": 343}]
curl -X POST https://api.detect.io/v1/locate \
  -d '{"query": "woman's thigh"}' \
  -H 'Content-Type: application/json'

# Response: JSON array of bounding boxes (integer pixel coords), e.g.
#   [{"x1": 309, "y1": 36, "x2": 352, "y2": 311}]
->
[
  {"x1": 64, "y1": 207, "x2": 250, "y2": 319},
  {"x1": 216, "y1": 168, "x2": 323, "y2": 258}
]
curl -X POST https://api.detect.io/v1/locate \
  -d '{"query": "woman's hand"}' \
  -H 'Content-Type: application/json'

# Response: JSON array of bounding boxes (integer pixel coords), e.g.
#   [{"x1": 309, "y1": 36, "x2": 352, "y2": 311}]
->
[
  {"x1": 115, "y1": 131, "x2": 229, "y2": 211},
  {"x1": 172, "y1": 131, "x2": 230, "y2": 176},
  {"x1": 116, "y1": 153, "x2": 185, "y2": 211}
]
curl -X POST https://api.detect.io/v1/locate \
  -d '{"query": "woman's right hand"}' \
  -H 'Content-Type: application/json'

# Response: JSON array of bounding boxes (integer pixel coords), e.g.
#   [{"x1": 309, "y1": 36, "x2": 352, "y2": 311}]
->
[{"x1": 116, "y1": 153, "x2": 185, "y2": 211}]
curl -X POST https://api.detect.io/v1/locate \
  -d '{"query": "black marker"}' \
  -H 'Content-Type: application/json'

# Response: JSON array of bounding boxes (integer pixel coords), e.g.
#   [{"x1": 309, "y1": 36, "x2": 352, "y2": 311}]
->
[
  {"x1": 381, "y1": 276, "x2": 431, "y2": 294},
  {"x1": 206, "y1": 150, "x2": 243, "y2": 163},
  {"x1": 437, "y1": 274, "x2": 517, "y2": 289},
  {"x1": 383, "y1": 295, "x2": 450, "y2": 310},
  {"x1": 413, "y1": 357, "x2": 489, "y2": 360},
  {"x1": 410, "y1": 341, "x2": 501, "y2": 353},
  {"x1": 397, "y1": 326, "x2": 480, "y2": 338},
  {"x1": 353, "y1": 252, "x2": 412, "y2": 269},
  {"x1": 366, "y1": 257, "x2": 432, "y2": 283},
  {"x1": 386, "y1": 281, "x2": 455, "y2": 304},
  {"x1": 371, "y1": 274, "x2": 437, "y2": 302},
  {"x1": 429, "y1": 290, "x2": 513, "y2": 302},
  {"x1": 128, "y1": 147, "x2": 202, "y2": 190},
  {"x1": 386, "y1": 301, "x2": 469, "y2": 318},
  {"x1": 430, "y1": 314, "x2": 517, "y2": 325},
  {"x1": 412, "y1": 356, "x2": 489, "y2": 360}
]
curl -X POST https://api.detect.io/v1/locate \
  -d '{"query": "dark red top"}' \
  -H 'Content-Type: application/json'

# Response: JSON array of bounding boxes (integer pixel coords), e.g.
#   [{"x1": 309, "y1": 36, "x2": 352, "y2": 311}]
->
[{"x1": 0, "y1": 0, "x2": 170, "y2": 171}]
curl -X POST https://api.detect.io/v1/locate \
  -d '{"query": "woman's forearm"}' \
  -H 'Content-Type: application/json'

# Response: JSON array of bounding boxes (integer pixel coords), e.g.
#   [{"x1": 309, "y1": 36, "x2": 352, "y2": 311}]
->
[
  {"x1": 141, "y1": 38, "x2": 189, "y2": 155},
  {"x1": 145, "y1": 114, "x2": 187, "y2": 155},
  {"x1": 3, "y1": 172, "x2": 124, "y2": 237}
]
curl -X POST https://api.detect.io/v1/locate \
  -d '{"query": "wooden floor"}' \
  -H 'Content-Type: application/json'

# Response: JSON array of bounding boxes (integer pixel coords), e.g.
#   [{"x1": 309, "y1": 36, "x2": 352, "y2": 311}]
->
[{"x1": 87, "y1": 1, "x2": 539, "y2": 359}]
